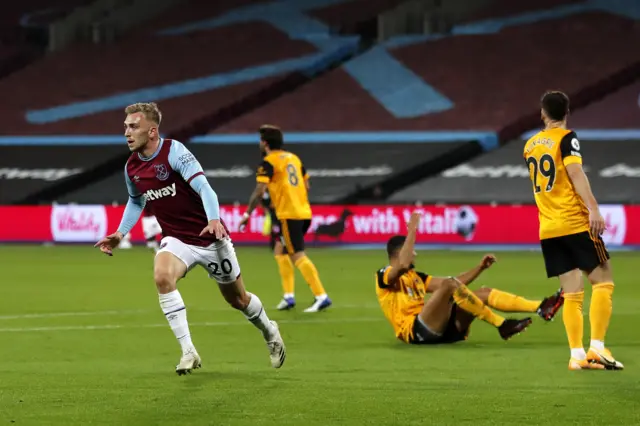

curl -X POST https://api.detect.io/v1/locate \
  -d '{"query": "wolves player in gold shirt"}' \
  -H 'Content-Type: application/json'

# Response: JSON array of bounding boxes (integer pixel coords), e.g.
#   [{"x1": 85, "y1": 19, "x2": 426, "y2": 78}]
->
[
  {"x1": 524, "y1": 91, "x2": 623, "y2": 370},
  {"x1": 240, "y1": 125, "x2": 332, "y2": 313},
  {"x1": 376, "y1": 212, "x2": 564, "y2": 345}
]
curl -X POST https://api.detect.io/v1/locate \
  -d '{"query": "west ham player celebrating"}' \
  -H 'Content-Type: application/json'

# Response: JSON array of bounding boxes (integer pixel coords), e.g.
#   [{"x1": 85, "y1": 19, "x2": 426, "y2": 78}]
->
[{"x1": 95, "y1": 102, "x2": 286, "y2": 375}]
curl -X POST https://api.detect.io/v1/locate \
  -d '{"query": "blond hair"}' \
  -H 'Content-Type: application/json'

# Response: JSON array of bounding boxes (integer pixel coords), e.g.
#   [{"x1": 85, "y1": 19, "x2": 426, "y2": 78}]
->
[
  {"x1": 259, "y1": 124, "x2": 280, "y2": 131},
  {"x1": 124, "y1": 102, "x2": 162, "y2": 126}
]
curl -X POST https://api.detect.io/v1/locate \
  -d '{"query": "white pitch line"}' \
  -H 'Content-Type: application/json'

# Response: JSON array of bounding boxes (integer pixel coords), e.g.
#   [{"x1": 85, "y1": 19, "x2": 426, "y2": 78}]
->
[
  {"x1": 0, "y1": 317, "x2": 384, "y2": 333},
  {"x1": 0, "y1": 309, "x2": 148, "y2": 320},
  {"x1": 0, "y1": 305, "x2": 381, "y2": 321}
]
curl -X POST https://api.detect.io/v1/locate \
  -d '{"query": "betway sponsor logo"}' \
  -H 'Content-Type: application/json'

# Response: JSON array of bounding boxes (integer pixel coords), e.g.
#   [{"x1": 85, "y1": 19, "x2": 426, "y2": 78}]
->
[
  {"x1": 144, "y1": 183, "x2": 176, "y2": 201},
  {"x1": 203, "y1": 166, "x2": 393, "y2": 178},
  {"x1": 0, "y1": 167, "x2": 82, "y2": 181}
]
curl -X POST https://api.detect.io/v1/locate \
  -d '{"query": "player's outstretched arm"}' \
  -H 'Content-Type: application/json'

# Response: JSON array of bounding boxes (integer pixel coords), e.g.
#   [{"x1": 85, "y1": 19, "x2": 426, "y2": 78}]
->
[
  {"x1": 427, "y1": 254, "x2": 496, "y2": 292},
  {"x1": 95, "y1": 167, "x2": 145, "y2": 256},
  {"x1": 455, "y1": 254, "x2": 496, "y2": 285},
  {"x1": 386, "y1": 212, "x2": 421, "y2": 285},
  {"x1": 566, "y1": 163, "x2": 605, "y2": 235}
]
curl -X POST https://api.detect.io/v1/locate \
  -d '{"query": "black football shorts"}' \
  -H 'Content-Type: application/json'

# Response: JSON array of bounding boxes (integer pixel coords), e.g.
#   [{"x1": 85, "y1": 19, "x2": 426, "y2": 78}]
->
[
  {"x1": 540, "y1": 231, "x2": 610, "y2": 278},
  {"x1": 276, "y1": 219, "x2": 311, "y2": 254}
]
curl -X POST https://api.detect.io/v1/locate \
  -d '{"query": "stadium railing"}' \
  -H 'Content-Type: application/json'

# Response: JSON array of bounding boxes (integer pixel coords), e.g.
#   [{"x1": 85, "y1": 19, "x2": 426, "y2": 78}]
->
[{"x1": 48, "y1": 0, "x2": 178, "y2": 51}]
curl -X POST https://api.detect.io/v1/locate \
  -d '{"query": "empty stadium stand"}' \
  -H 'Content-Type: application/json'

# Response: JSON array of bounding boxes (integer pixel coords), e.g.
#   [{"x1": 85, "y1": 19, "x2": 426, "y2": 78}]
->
[
  {"x1": 3, "y1": 0, "x2": 640, "y2": 207},
  {"x1": 0, "y1": 0, "x2": 90, "y2": 78},
  {"x1": 309, "y1": 0, "x2": 405, "y2": 33},
  {"x1": 568, "y1": 80, "x2": 640, "y2": 129},
  {"x1": 4, "y1": 0, "x2": 407, "y2": 204},
  {"x1": 0, "y1": 20, "x2": 319, "y2": 135},
  {"x1": 216, "y1": 5, "x2": 640, "y2": 133},
  {"x1": 0, "y1": 0, "x2": 410, "y2": 137},
  {"x1": 0, "y1": 0, "x2": 89, "y2": 31},
  {"x1": 460, "y1": 0, "x2": 583, "y2": 22}
]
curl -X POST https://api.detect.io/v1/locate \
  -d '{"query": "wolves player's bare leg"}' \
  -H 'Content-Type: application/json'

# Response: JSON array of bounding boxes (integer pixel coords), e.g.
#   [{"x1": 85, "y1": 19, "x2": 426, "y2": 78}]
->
[
  {"x1": 417, "y1": 279, "x2": 458, "y2": 334},
  {"x1": 218, "y1": 276, "x2": 286, "y2": 368},
  {"x1": 154, "y1": 252, "x2": 200, "y2": 373},
  {"x1": 426, "y1": 279, "x2": 531, "y2": 340},
  {"x1": 584, "y1": 261, "x2": 622, "y2": 369}
]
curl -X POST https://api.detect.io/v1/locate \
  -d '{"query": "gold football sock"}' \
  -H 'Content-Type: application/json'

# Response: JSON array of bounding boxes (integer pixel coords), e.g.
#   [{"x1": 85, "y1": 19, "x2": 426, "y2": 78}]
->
[
  {"x1": 589, "y1": 282, "x2": 614, "y2": 343},
  {"x1": 274, "y1": 255, "x2": 295, "y2": 295},
  {"x1": 488, "y1": 289, "x2": 540, "y2": 312},
  {"x1": 563, "y1": 291, "x2": 584, "y2": 350},
  {"x1": 453, "y1": 286, "x2": 505, "y2": 327},
  {"x1": 294, "y1": 256, "x2": 327, "y2": 297}
]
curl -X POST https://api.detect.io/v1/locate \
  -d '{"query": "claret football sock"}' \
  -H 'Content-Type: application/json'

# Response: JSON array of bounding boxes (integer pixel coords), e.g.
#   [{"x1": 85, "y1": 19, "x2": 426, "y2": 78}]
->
[
  {"x1": 159, "y1": 290, "x2": 194, "y2": 355},
  {"x1": 488, "y1": 289, "x2": 540, "y2": 312},
  {"x1": 275, "y1": 254, "x2": 295, "y2": 295}
]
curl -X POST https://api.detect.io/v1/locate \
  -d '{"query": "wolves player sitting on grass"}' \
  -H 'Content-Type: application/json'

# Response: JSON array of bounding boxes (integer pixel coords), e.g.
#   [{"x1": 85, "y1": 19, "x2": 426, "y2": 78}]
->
[{"x1": 376, "y1": 212, "x2": 564, "y2": 345}]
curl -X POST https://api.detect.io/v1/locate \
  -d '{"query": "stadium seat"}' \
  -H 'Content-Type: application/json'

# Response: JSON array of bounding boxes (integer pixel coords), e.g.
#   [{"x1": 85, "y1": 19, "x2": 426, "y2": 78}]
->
[
  {"x1": 216, "y1": 8, "x2": 640, "y2": 133},
  {"x1": 0, "y1": 0, "x2": 402, "y2": 136}
]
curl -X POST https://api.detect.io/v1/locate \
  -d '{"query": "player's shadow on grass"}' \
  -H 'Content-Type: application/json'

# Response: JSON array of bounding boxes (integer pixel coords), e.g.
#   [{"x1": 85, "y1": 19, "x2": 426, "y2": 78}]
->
[
  {"x1": 385, "y1": 339, "x2": 573, "y2": 350},
  {"x1": 176, "y1": 370, "x2": 300, "y2": 387},
  {"x1": 177, "y1": 370, "x2": 256, "y2": 384}
]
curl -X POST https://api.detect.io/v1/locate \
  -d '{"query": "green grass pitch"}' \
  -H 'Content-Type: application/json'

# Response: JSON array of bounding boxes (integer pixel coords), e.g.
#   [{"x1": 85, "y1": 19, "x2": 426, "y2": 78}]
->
[{"x1": 1, "y1": 245, "x2": 639, "y2": 425}]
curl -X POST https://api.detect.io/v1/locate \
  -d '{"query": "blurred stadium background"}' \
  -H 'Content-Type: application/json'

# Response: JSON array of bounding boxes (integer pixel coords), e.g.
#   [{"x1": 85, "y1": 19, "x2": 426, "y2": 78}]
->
[{"x1": 2, "y1": 1, "x2": 640, "y2": 424}]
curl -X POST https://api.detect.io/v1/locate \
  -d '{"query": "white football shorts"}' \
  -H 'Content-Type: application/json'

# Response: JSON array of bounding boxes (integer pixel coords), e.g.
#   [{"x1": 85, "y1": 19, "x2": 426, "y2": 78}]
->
[{"x1": 157, "y1": 236, "x2": 241, "y2": 285}]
